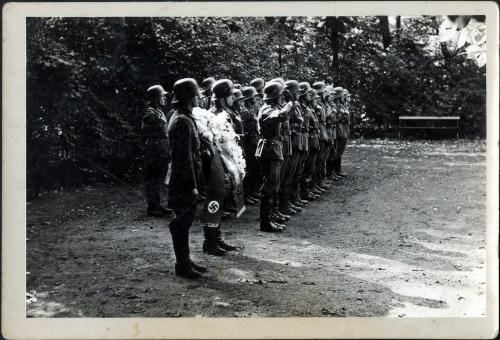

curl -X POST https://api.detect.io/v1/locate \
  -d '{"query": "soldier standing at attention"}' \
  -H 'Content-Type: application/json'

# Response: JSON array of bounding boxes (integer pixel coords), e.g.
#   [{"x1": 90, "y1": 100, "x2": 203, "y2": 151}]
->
[
  {"x1": 256, "y1": 82, "x2": 293, "y2": 232},
  {"x1": 312, "y1": 81, "x2": 330, "y2": 191},
  {"x1": 142, "y1": 85, "x2": 172, "y2": 217},
  {"x1": 230, "y1": 89, "x2": 245, "y2": 139},
  {"x1": 285, "y1": 80, "x2": 305, "y2": 211},
  {"x1": 333, "y1": 87, "x2": 349, "y2": 177},
  {"x1": 304, "y1": 89, "x2": 322, "y2": 198},
  {"x1": 200, "y1": 77, "x2": 215, "y2": 110},
  {"x1": 167, "y1": 78, "x2": 205, "y2": 279},
  {"x1": 202, "y1": 79, "x2": 243, "y2": 255},
  {"x1": 298, "y1": 82, "x2": 317, "y2": 202},
  {"x1": 325, "y1": 85, "x2": 338, "y2": 180},
  {"x1": 240, "y1": 86, "x2": 261, "y2": 205}
]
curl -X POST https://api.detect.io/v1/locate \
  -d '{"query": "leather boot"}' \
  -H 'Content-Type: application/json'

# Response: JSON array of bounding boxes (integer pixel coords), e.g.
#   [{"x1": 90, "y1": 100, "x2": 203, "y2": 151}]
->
[
  {"x1": 260, "y1": 221, "x2": 284, "y2": 232},
  {"x1": 272, "y1": 212, "x2": 287, "y2": 224},
  {"x1": 175, "y1": 262, "x2": 201, "y2": 279},
  {"x1": 216, "y1": 228, "x2": 237, "y2": 251},
  {"x1": 276, "y1": 210, "x2": 291, "y2": 221},
  {"x1": 289, "y1": 202, "x2": 302, "y2": 212},
  {"x1": 170, "y1": 226, "x2": 201, "y2": 279},
  {"x1": 203, "y1": 225, "x2": 226, "y2": 256},
  {"x1": 189, "y1": 260, "x2": 207, "y2": 273},
  {"x1": 260, "y1": 194, "x2": 283, "y2": 232},
  {"x1": 279, "y1": 204, "x2": 296, "y2": 216}
]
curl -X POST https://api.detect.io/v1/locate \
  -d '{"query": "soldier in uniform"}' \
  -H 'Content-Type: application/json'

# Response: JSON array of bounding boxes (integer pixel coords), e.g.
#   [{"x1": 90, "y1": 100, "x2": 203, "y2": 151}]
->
[
  {"x1": 325, "y1": 85, "x2": 338, "y2": 180},
  {"x1": 298, "y1": 82, "x2": 318, "y2": 202},
  {"x1": 250, "y1": 78, "x2": 265, "y2": 106},
  {"x1": 333, "y1": 87, "x2": 349, "y2": 177},
  {"x1": 166, "y1": 78, "x2": 205, "y2": 279},
  {"x1": 312, "y1": 81, "x2": 330, "y2": 191},
  {"x1": 142, "y1": 85, "x2": 172, "y2": 217},
  {"x1": 199, "y1": 77, "x2": 215, "y2": 110},
  {"x1": 267, "y1": 78, "x2": 298, "y2": 218},
  {"x1": 202, "y1": 79, "x2": 243, "y2": 256},
  {"x1": 304, "y1": 89, "x2": 322, "y2": 198},
  {"x1": 285, "y1": 80, "x2": 306, "y2": 211},
  {"x1": 240, "y1": 86, "x2": 261, "y2": 205},
  {"x1": 231, "y1": 89, "x2": 245, "y2": 139},
  {"x1": 255, "y1": 82, "x2": 293, "y2": 232}
]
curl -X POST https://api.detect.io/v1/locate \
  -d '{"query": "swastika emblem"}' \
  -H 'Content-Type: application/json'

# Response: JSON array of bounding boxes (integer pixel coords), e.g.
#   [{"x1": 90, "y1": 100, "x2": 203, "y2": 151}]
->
[{"x1": 207, "y1": 200, "x2": 220, "y2": 214}]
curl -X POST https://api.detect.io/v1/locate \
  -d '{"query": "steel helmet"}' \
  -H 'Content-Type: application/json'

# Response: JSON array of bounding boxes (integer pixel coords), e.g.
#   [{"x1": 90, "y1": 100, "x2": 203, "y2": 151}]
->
[
  {"x1": 171, "y1": 78, "x2": 201, "y2": 104},
  {"x1": 312, "y1": 81, "x2": 327, "y2": 93},
  {"x1": 146, "y1": 85, "x2": 167, "y2": 101},
  {"x1": 200, "y1": 77, "x2": 215, "y2": 91},
  {"x1": 242, "y1": 86, "x2": 258, "y2": 100},
  {"x1": 298, "y1": 82, "x2": 313, "y2": 97},
  {"x1": 250, "y1": 78, "x2": 265, "y2": 91},
  {"x1": 269, "y1": 77, "x2": 285, "y2": 87},
  {"x1": 211, "y1": 79, "x2": 238, "y2": 100},
  {"x1": 263, "y1": 82, "x2": 284, "y2": 101},
  {"x1": 233, "y1": 89, "x2": 244, "y2": 101},
  {"x1": 284, "y1": 80, "x2": 300, "y2": 94},
  {"x1": 333, "y1": 87, "x2": 344, "y2": 98},
  {"x1": 310, "y1": 89, "x2": 320, "y2": 100}
]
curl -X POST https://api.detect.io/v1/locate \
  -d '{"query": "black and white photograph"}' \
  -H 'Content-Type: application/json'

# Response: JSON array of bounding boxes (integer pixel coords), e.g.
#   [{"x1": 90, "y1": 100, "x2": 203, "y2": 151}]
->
[{"x1": 2, "y1": 1, "x2": 499, "y2": 339}]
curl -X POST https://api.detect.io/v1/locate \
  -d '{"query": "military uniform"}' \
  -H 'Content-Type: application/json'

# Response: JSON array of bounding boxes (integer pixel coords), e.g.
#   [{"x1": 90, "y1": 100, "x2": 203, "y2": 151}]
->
[
  {"x1": 142, "y1": 106, "x2": 170, "y2": 213},
  {"x1": 167, "y1": 107, "x2": 203, "y2": 278},
  {"x1": 304, "y1": 102, "x2": 320, "y2": 191},
  {"x1": 315, "y1": 101, "x2": 330, "y2": 186},
  {"x1": 241, "y1": 102, "x2": 261, "y2": 198},
  {"x1": 299, "y1": 100, "x2": 311, "y2": 198},
  {"x1": 256, "y1": 101, "x2": 292, "y2": 230},
  {"x1": 334, "y1": 102, "x2": 350, "y2": 175},
  {"x1": 288, "y1": 100, "x2": 304, "y2": 205},
  {"x1": 277, "y1": 100, "x2": 293, "y2": 213},
  {"x1": 326, "y1": 101, "x2": 338, "y2": 178}
]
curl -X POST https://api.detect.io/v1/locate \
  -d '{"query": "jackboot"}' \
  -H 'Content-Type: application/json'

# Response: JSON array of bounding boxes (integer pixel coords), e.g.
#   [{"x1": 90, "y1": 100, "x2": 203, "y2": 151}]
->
[
  {"x1": 175, "y1": 262, "x2": 201, "y2": 279},
  {"x1": 170, "y1": 226, "x2": 201, "y2": 279},
  {"x1": 216, "y1": 228, "x2": 237, "y2": 251},
  {"x1": 189, "y1": 260, "x2": 207, "y2": 273},
  {"x1": 202, "y1": 225, "x2": 226, "y2": 256},
  {"x1": 289, "y1": 202, "x2": 302, "y2": 212},
  {"x1": 260, "y1": 221, "x2": 284, "y2": 233},
  {"x1": 276, "y1": 210, "x2": 291, "y2": 221}
]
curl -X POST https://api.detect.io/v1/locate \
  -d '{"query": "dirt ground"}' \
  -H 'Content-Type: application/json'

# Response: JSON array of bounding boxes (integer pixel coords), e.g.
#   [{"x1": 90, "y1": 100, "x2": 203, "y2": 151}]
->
[{"x1": 26, "y1": 138, "x2": 487, "y2": 317}]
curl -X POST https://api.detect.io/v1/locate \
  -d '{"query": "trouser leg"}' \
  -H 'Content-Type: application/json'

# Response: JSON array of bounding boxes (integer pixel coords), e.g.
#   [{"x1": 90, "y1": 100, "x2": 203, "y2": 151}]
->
[
  {"x1": 305, "y1": 148, "x2": 318, "y2": 189},
  {"x1": 260, "y1": 158, "x2": 283, "y2": 224},
  {"x1": 144, "y1": 156, "x2": 168, "y2": 210},
  {"x1": 278, "y1": 155, "x2": 292, "y2": 210},
  {"x1": 289, "y1": 150, "x2": 301, "y2": 201},
  {"x1": 243, "y1": 140, "x2": 259, "y2": 197},
  {"x1": 169, "y1": 207, "x2": 195, "y2": 265},
  {"x1": 299, "y1": 150, "x2": 310, "y2": 196},
  {"x1": 315, "y1": 141, "x2": 327, "y2": 184}
]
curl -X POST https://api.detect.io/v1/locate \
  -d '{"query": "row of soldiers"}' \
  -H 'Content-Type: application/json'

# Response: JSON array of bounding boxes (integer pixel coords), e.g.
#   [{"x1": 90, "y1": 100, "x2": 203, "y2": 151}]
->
[{"x1": 142, "y1": 77, "x2": 351, "y2": 279}]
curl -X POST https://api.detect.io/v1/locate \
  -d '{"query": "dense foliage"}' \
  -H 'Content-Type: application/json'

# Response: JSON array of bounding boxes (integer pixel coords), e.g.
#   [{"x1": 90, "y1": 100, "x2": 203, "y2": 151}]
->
[{"x1": 27, "y1": 16, "x2": 486, "y2": 194}]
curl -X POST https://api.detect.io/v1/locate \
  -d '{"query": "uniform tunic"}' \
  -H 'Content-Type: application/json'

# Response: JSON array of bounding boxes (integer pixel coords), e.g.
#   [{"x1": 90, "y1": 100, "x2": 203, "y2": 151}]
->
[
  {"x1": 142, "y1": 106, "x2": 170, "y2": 209},
  {"x1": 167, "y1": 111, "x2": 202, "y2": 210}
]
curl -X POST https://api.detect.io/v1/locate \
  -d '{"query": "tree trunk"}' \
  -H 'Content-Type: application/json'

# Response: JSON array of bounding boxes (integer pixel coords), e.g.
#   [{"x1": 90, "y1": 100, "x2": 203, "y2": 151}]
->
[{"x1": 378, "y1": 16, "x2": 392, "y2": 49}]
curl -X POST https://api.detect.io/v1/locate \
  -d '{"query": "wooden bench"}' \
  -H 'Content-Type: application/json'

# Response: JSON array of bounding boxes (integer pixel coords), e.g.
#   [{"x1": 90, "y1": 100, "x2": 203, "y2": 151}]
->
[{"x1": 398, "y1": 116, "x2": 460, "y2": 139}]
